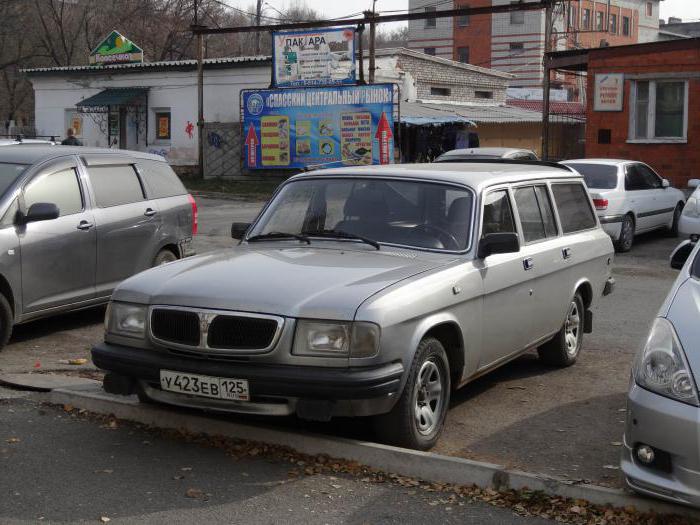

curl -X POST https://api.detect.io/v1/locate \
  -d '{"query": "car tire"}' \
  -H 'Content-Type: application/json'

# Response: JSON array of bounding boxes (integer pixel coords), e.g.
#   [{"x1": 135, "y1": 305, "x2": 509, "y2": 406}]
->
[
  {"x1": 0, "y1": 293, "x2": 13, "y2": 352},
  {"x1": 153, "y1": 249, "x2": 178, "y2": 267},
  {"x1": 538, "y1": 293, "x2": 584, "y2": 368},
  {"x1": 373, "y1": 337, "x2": 450, "y2": 450},
  {"x1": 668, "y1": 203, "x2": 683, "y2": 237},
  {"x1": 615, "y1": 214, "x2": 635, "y2": 252}
]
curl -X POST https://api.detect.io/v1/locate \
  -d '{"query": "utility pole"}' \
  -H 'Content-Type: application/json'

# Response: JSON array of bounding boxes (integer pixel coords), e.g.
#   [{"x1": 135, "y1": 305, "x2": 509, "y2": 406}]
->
[
  {"x1": 255, "y1": 0, "x2": 263, "y2": 55},
  {"x1": 541, "y1": 0, "x2": 554, "y2": 160},
  {"x1": 194, "y1": 0, "x2": 205, "y2": 178},
  {"x1": 366, "y1": 7, "x2": 377, "y2": 83}
]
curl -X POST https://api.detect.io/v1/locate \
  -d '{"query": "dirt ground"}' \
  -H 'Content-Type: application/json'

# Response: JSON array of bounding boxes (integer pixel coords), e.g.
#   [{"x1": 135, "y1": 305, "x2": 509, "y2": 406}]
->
[{"x1": 0, "y1": 196, "x2": 682, "y2": 489}]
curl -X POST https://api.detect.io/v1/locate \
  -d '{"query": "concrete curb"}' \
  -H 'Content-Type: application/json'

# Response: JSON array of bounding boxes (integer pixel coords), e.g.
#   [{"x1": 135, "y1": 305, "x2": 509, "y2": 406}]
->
[{"x1": 47, "y1": 385, "x2": 700, "y2": 519}]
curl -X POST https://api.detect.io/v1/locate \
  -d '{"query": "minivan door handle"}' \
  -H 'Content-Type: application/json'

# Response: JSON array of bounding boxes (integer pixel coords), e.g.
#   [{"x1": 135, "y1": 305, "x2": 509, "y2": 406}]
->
[
  {"x1": 522, "y1": 257, "x2": 534, "y2": 271},
  {"x1": 562, "y1": 247, "x2": 572, "y2": 259},
  {"x1": 144, "y1": 208, "x2": 157, "y2": 217},
  {"x1": 77, "y1": 220, "x2": 94, "y2": 231}
]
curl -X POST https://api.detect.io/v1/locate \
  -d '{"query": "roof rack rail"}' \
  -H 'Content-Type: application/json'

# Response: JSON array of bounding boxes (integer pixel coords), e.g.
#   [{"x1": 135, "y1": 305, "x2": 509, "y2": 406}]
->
[{"x1": 435, "y1": 158, "x2": 572, "y2": 171}]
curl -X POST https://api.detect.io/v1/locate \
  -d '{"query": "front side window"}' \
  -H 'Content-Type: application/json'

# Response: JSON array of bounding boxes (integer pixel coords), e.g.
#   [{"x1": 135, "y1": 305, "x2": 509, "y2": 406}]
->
[
  {"x1": 514, "y1": 185, "x2": 557, "y2": 243},
  {"x1": 551, "y1": 183, "x2": 596, "y2": 233},
  {"x1": 482, "y1": 190, "x2": 515, "y2": 236},
  {"x1": 248, "y1": 178, "x2": 474, "y2": 252},
  {"x1": 0, "y1": 163, "x2": 28, "y2": 198},
  {"x1": 24, "y1": 168, "x2": 83, "y2": 217},
  {"x1": 87, "y1": 165, "x2": 145, "y2": 208},
  {"x1": 637, "y1": 164, "x2": 663, "y2": 189},
  {"x1": 625, "y1": 165, "x2": 652, "y2": 191},
  {"x1": 631, "y1": 80, "x2": 687, "y2": 141},
  {"x1": 425, "y1": 6, "x2": 436, "y2": 28}
]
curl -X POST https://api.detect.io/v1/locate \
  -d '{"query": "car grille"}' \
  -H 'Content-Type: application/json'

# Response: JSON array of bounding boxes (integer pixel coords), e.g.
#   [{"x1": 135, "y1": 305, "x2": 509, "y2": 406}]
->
[
  {"x1": 151, "y1": 309, "x2": 200, "y2": 346},
  {"x1": 207, "y1": 315, "x2": 278, "y2": 350}
]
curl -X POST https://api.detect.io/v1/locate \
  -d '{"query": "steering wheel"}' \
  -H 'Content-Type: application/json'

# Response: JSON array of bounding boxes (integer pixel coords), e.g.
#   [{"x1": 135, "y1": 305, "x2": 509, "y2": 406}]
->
[{"x1": 412, "y1": 224, "x2": 460, "y2": 250}]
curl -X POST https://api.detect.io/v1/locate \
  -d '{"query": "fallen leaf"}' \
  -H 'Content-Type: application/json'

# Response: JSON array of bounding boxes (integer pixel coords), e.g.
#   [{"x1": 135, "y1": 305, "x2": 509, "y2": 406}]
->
[
  {"x1": 173, "y1": 475, "x2": 185, "y2": 480},
  {"x1": 610, "y1": 441, "x2": 623, "y2": 446},
  {"x1": 100, "y1": 517, "x2": 110, "y2": 523},
  {"x1": 603, "y1": 465, "x2": 620, "y2": 470},
  {"x1": 63, "y1": 404, "x2": 74, "y2": 412},
  {"x1": 94, "y1": 469, "x2": 113, "y2": 474},
  {"x1": 69, "y1": 358, "x2": 88, "y2": 365},
  {"x1": 6, "y1": 437, "x2": 20, "y2": 444},
  {"x1": 185, "y1": 488, "x2": 204, "y2": 499}
]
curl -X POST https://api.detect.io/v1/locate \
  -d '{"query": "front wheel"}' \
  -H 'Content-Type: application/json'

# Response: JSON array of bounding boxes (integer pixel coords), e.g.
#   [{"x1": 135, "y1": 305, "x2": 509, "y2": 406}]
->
[
  {"x1": 0, "y1": 293, "x2": 13, "y2": 352},
  {"x1": 373, "y1": 337, "x2": 450, "y2": 450},
  {"x1": 153, "y1": 249, "x2": 178, "y2": 267},
  {"x1": 538, "y1": 293, "x2": 584, "y2": 367}
]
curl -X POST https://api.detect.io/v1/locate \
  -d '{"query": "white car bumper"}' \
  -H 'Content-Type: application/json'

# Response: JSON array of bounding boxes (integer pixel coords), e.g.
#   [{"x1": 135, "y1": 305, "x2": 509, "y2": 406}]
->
[
  {"x1": 597, "y1": 214, "x2": 623, "y2": 241},
  {"x1": 678, "y1": 215, "x2": 700, "y2": 238}
]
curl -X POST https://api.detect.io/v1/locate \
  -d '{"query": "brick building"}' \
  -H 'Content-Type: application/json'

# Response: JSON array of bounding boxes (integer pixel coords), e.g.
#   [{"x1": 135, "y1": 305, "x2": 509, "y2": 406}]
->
[{"x1": 548, "y1": 37, "x2": 700, "y2": 185}]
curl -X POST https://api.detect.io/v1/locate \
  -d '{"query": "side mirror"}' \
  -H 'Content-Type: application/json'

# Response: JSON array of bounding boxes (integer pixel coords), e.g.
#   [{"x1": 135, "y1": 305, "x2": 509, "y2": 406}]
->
[
  {"x1": 478, "y1": 232, "x2": 520, "y2": 258},
  {"x1": 689, "y1": 179, "x2": 700, "y2": 189},
  {"x1": 21, "y1": 202, "x2": 60, "y2": 224},
  {"x1": 662, "y1": 179, "x2": 670, "y2": 189},
  {"x1": 670, "y1": 240, "x2": 695, "y2": 270},
  {"x1": 231, "y1": 222, "x2": 251, "y2": 240}
]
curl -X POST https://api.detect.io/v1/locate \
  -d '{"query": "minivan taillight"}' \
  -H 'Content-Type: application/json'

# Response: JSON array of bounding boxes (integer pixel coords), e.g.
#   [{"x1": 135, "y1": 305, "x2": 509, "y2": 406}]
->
[
  {"x1": 593, "y1": 198, "x2": 608, "y2": 211},
  {"x1": 187, "y1": 194, "x2": 198, "y2": 235}
]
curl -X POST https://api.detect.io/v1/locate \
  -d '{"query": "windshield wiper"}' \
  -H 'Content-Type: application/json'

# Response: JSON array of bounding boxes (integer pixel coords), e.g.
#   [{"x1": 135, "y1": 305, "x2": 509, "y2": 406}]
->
[
  {"x1": 247, "y1": 231, "x2": 310, "y2": 244},
  {"x1": 302, "y1": 229, "x2": 380, "y2": 250}
]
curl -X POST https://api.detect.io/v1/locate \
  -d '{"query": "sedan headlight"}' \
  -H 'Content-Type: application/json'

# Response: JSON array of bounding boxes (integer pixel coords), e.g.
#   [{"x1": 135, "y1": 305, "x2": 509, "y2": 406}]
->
[
  {"x1": 293, "y1": 320, "x2": 380, "y2": 358},
  {"x1": 634, "y1": 317, "x2": 699, "y2": 406},
  {"x1": 682, "y1": 197, "x2": 700, "y2": 218},
  {"x1": 105, "y1": 302, "x2": 147, "y2": 339}
]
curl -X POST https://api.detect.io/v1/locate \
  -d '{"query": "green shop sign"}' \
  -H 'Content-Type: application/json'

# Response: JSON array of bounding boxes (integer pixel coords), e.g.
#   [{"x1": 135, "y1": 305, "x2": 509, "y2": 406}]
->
[{"x1": 90, "y1": 31, "x2": 143, "y2": 66}]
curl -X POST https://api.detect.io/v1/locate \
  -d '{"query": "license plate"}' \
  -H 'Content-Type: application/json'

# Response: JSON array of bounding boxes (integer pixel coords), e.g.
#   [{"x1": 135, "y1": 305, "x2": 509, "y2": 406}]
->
[{"x1": 160, "y1": 370, "x2": 249, "y2": 401}]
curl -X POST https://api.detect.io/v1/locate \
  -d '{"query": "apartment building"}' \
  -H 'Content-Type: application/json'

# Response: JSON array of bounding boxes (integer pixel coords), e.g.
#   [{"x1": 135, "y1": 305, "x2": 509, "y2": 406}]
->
[{"x1": 408, "y1": 0, "x2": 662, "y2": 90}]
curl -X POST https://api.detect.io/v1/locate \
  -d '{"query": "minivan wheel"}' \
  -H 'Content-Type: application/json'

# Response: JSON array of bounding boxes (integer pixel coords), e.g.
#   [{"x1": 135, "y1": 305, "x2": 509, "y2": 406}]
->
[
  {"x1": 615, "y1": 214, "x2": 635, "y2": 252},
  {"x1": 153, "y1": 249, "x2": 178, "y2": 267},
  {"x1": 537, "y1": 293, "x2": 584, "y2": 367},
  {"x1": 0, "y1": 293, "x2": 13, "y2": 351},
  {"x1": 373, "y1": 337, "x2": 450, "y2": 450}
]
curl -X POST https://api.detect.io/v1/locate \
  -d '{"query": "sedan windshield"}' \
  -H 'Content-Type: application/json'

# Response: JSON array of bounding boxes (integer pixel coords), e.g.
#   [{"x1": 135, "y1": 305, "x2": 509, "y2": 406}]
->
[
  {"x1": 567, "y1": 163, "x2": 618, "y2": 190},
  {"x1": 0, "y1": 163, "x2": 28, "y2": 196},
  {"x1": 248, "y1": 178, "x2": 474, "y2": 251}
]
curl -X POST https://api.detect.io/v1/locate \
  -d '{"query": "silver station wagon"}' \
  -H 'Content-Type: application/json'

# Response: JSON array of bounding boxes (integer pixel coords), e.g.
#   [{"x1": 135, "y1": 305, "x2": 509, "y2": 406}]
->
[
  {"x1": 93, "y1": 161, "x2": 615, "y2": 450},
  {"x1": 0, "y1": 146, "x2": 196, "y2": 350}
]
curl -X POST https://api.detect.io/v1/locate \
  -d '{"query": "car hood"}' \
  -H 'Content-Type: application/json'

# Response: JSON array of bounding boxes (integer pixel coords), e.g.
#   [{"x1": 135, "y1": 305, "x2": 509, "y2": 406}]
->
[
  {"x1": 113, "y1": 244, "x2": 451, "y2": 320},
  {"x1": 665, "y1": 277, "x2": 700, "y2": 379}
]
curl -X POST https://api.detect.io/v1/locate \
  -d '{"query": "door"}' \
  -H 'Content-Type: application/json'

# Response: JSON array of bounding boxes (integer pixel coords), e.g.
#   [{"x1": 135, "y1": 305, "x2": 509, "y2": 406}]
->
[
  {"x1": 18, "y1": 161, "x2": 96, "y2": 312},
  {"x1": 83, "y1": 162, "x2": 161, "y2": 296},
  {"x1": 624, "y1": 164, "x2": 657, "y2": 232},
  {"x1": 478, "y1": 188, "x2": 534, "y2": 369},
  {"x1": 637, "y1": 163, "x2": 676, "y2": 228}
]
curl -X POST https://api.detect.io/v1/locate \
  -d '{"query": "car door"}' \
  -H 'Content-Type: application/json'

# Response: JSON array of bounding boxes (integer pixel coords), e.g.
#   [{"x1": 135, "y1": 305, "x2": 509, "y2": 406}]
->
[
  {"x1": 637, "y1": 163, "x2": 676, "y2": 229},
  {"x1": 624, "y1": 164, "x2": 656, "y2": 232},
  {"x1": 477, "y1": 187, "x2": 535, "y2": 369},
  {"x1": 82, "y1": 157, "x2": 161, "y2": 297},
  {"x1": 17, "y1": 158, "x2": 96, "y2": 313}
]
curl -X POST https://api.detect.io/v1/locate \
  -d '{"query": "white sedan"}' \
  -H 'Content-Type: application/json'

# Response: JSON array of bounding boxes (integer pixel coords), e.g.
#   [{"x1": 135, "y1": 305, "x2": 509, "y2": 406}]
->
[
  {"x1": 679, "y1": 179, "x2": 700, "y2": 238},
  {"x1": 562, "y1": 159, "x2": 685, "y2": 252}
]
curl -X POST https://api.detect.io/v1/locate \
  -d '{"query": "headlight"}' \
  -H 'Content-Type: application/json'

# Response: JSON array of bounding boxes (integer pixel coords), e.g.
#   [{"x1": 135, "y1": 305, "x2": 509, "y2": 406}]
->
[
  {"x1": 106, "y1": 302, "x2": 147, "y2": 339},
  {"x1": 682, "y1": 197, "x2": 700, "y2": 218},
  {"x1": 293, "y1": 320, "x2": 380, "y2": 358},
  {"x1": 634, "y1": 317, "x2": 699, "y2": 406}
]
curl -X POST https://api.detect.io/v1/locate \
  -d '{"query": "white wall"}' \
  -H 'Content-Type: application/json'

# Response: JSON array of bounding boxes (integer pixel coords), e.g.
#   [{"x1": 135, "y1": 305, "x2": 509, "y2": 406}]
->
[{"x1": 30, "y1": 64, "x2": 270, "y2": 165}]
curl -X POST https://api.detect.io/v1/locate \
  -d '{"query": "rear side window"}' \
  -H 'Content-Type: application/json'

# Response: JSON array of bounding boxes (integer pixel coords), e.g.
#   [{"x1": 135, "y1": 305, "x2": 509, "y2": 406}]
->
[
  {"x1": 551, "y1": 183, "x2": 597, "y2": 233},
  {"x1": 86, "y1": 165, "x2": 145, "y2": 207},
  {"x1": 566, "y1": 163, "x2": 618, "y2": 190},
  {"x1": 482, "y1": 190, "x2": 516, "y2": 236},
  {"x1": 137, "y1": 160, "x2": 186, "y2": 199},
  {"x1": 514, "y1": 185, "x2": 558, "y2": 243},
  {"x1": 24, "y1": 168, "x2": 83, "y2": 217}
]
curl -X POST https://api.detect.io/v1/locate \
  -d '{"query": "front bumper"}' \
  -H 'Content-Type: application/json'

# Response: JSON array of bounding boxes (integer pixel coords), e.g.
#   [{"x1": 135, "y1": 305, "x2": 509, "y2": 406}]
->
[
  {"x1": 622, "y1": 383, "x2": 700, "y2": 508},
  {"x1": 92, "y1": 342, "x2": 404, "y2": 419},
  {"x1": 679, "y1": 215, "x2": 700, "y2": 238}
]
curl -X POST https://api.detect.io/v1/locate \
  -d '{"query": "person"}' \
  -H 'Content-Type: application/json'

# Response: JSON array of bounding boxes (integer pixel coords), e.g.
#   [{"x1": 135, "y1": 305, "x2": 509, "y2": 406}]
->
[{"x1": 61, "y1": 128, "x2": 83, "y2": 146}]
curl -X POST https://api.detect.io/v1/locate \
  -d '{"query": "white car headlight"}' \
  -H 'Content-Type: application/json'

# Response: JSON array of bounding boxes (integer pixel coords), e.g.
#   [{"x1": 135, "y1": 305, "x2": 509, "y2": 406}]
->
[
  {"x1": 682, "y1": 197, "x2": 700, "y2": 218},
  {"x1": 634, "y1": 317, "x2": 699, "y2": 406},
  {"x1": 293, "y1": 320, "x2": 380, "y2": 358},
  {"x1": 106, "y1": 302, "x2": 147, "y2": 339}
]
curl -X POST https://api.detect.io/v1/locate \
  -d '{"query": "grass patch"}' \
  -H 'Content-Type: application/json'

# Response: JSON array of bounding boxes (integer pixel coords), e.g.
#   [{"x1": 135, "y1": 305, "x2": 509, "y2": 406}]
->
[{"x1": 185, "y1": 177, "x2": 282, "y2": 199}]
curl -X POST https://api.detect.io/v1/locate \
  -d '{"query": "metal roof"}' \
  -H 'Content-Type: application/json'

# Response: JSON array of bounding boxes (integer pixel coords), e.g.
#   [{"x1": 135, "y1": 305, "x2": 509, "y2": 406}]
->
[
  {"x1": 76, "y1": 88, "x2": 148, "y2": 107},
  {"x1": 401, "y1": 102, "x2": 544, "y2": 125}
]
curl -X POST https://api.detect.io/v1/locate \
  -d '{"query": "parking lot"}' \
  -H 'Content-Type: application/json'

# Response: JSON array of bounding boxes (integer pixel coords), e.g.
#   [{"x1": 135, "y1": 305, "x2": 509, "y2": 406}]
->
[{"x1": 0, "y1": 196, "x2": 682, "y2": 489}]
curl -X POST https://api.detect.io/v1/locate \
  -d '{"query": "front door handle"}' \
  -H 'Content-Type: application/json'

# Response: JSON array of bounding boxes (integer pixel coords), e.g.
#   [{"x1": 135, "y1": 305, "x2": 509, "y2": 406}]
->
[
  {"x1": 523, "y1": 257, "x2": 534, "y2": 271},
  {"x1": 77, "y1": 220, "x2": 94, "y2": 231},
  {"x1": 562, "y1": 247, "x2": 572, "y2": 259},
  {"x1": 144, "y1": 208, "x2": 157, "y2": 217}
]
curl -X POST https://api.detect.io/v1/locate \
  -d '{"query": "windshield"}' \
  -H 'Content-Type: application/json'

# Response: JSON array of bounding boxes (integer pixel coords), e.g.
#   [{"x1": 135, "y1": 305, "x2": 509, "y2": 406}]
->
[
  {"x1": 0, "y1": 163, "x2": 28, "y2": 196},
  {"x1": 248, "y1": 177, "x2": 474, "y2": 251},
  {"x1": 567, "y1": 163, "x2": 618, "y2": 189}
]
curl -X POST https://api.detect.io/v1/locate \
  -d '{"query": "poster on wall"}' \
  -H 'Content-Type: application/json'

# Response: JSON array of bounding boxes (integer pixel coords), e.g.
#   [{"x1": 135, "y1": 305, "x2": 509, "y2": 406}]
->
[
  {"x1": 273, "y1": 27, "x2": 356, "y2": 87},
  {"x1": 242, "y1": 84, "x2": 395, "y2": 169},
  {"x1": 594, "y1": 73, "x2": 624, "y2": 111}
]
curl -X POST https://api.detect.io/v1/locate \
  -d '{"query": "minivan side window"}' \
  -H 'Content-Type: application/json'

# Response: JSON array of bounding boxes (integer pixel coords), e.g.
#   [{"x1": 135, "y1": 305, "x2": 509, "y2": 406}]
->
[
  {"x1": 482, "y1": 190, "x2": 516, "y2": 236},
  {"x1": 86, "y1": 165, "x2": 145, "y2": 207},
  {"x1": 137, "y1": 160, "x2": 186, "y2": 199},
  {"x1": 24, "y1": 168, "x2": 83, "y2": 217},
  {"x1": 514, "y1": 185, "x2": 557, "y2": 243},
  {"x1": 551, "y1": 183, "x2": 597, "y2": 233}
]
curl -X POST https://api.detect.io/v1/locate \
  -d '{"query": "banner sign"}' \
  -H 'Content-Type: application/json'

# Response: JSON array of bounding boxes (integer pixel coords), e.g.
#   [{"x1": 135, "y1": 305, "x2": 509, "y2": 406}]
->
[
  {"x1": 242, "y1": 84, "x2": 395, "y2": 170},
  {"x1": 594, "y1": 73, "x2": 624, "y2": 111},
  {"x1": 90, "y1": 31, "x2": 143, "y2": 66},
  {"x1": 273, "y1": 27, "x2": 356, "y2": 87}
]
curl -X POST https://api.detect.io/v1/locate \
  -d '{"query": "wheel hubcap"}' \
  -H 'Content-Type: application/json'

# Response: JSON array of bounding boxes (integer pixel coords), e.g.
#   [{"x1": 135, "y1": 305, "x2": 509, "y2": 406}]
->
[
  {"x1": 414, "y1": 360, "x2": 443, "y2": 435},
  {"x1": 564, "y1": 301, "x2": 580, "y2": 356}
]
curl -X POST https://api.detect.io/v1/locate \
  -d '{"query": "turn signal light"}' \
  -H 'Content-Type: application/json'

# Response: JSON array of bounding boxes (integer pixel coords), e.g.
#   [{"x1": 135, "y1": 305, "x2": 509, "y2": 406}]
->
[{"x1": 593, "y1": 198, "x2": 608, "y2": 210}]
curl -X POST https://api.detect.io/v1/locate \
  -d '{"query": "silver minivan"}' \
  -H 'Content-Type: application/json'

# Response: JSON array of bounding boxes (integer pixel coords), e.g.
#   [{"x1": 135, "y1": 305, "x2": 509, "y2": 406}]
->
[
  {"x1": 0, "y1": 146, "x2": 196, "y2": 349},
  {"x1": 93, "y1": 161, "x2": 614, "y2": 450}
]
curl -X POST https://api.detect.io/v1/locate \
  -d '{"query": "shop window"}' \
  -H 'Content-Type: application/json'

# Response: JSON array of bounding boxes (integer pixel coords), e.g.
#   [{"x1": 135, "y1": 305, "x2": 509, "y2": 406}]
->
[
  {"x1": 509, "y1": 42, "x2": 524, "y2": 55},
  {"x1": 510, "y1": 1, "x2": 524, "y2": 24},
  {"x1": 430, "y1": 87, "x2": 451, "y2": 97},
  {"x1": 609, "y1": 13, "x2": 617, "y2": 34},
  {"x1": 155, "y1": 111, "x2": 171, "y2": 141},
  {"x1": 475, "y1": 90, "x2": 493, "y2": 99},
  {"x1": 425, "y1": 6, "x2": 436, "y2": 28},
  {"x1": 595, "y1": 11, "x2": 604, "y2": 31},
  {"x1": 458, "y1": 4, "x2": 469, "y2": 26},
  {"x1": 630, "y1": 80, "x2": 688, "y2": 141},
  {"x1": 457, "y1": 46, "x2": 469, "y2": 63},
  {"x1": 582, "y1": 8, "x2": 591, "y2": 29},
  {"x1": 424, "y1": 47, "x2": 436, "y2": 56},
  {"x1": 622, "y1": 16, "x2": 631, "y2": 36}
]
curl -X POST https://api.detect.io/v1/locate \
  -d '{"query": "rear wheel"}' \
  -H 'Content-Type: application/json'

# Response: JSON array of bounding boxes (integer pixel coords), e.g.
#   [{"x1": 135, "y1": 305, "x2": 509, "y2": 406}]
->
[
  {"x1": 615, "y1": 214, "x2": 635, "y2": 252},
  {"x1": 0, "y1": 293, "x2": 13, "y2": 352},
  {"x1": 153, "y1": 248, "x2": 178, "y2": 267},
  {"x1": 373, "y1": 337, "x2": 450, "y2": 450},
  {"x1": 538, "y1": 293, "x2": 584, "y2": 367}
]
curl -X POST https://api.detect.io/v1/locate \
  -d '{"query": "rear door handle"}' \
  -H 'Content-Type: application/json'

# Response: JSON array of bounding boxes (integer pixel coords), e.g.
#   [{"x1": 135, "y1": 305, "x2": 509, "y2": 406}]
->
[
  {"x1": 523, "y1": 257, "x2": 534, "y2": 271},
  {"x1": 144, "y1": 208, "x2": 157, "y2": 217},
  {"x1": 77, "y1": 220, "x2": 94, "y2": 231},
  {"x1": 562, "y1": 247, "x2": 572, "y2": 259}
]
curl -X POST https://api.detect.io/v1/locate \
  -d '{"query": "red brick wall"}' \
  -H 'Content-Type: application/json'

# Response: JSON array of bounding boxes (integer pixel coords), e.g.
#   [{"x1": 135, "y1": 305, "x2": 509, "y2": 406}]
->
[
  {"x1": 453, "y1": 0, "x2": 492, "y2": 68},
  {"x1": 585, "y1": 42, "x2": 700, "y2": 186},
  {"x1": 572, "y1": 0, "x2": 639, "y2": 48}
]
